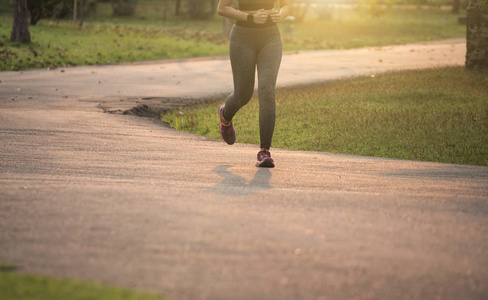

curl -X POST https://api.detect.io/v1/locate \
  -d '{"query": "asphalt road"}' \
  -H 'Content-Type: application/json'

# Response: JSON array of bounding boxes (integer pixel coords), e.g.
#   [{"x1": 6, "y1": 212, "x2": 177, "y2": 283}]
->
[{"x1": 1, "y1": 38, "x2": 487, "y2": 300}]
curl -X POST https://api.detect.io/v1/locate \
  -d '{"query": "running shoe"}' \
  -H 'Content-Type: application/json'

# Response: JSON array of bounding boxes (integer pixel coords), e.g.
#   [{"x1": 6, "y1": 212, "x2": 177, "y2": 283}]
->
[
  {"x1": 256, "y1": 148, "x2": 275, "y2": 168},
  {"x1": 219, "y1": 104, "x2": 236, "y2": 145}
]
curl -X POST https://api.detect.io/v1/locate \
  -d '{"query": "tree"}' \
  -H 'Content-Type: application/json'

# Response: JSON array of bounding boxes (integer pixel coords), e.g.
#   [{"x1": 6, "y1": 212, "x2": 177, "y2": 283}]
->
[
  {"x1": 111, "y1": 0, "x2": 137, "y2": 16},
  {"x1": 466, "y1": 0, "x2": 488, "y2": 70},
  {"x1": 187, "y1": 0, "x2": 217, "y2": 20},
  {"x1": 289, "y1": 0, "x2": 311, "y2": 23},
  {"x1": 452, "y1": 0, "x2": 461, "y2": 14},
  {"x1": 175, "y1": 0, "x2": 182, "y2": 16},
  {"x1": 27, "y1": 0, "x2": 97, "y2": 26},
  {"x1": 162, "y1": 0, "x2": 169, "y2": 20},
  {"x1": 11, "y1": 0, "x2": 31, "y2": 43},
  {"x1": 28, "y1": 0, "x2": 57, "y2": 25},
  {"x1": 75, "y1": 0, "x2": 85, "y2": 28}
]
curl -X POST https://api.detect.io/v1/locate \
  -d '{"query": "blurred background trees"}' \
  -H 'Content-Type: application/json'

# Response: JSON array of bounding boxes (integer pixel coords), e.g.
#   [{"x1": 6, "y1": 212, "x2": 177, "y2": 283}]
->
[
  {"x1": 2, "y1": 0, "x2": 472, "y2": 23},
  {"x1": 111, "y1": 0, "x2": 138, "y2": 16},
  {"x1": 1, "y1": 0, "x2": 221, "y2": 21},
  {"x1": 465, "y1": 0, "x2": 488, "y2": 69},
  {"x1": 3, "y1": 0, "x2": 486, "y2": 69},
  {"x1": 27, "y1": 0, "x2": 97, "y2": 25},
  {"x1": 187, "y1": 0, "x2": 217, "y2": 20}
]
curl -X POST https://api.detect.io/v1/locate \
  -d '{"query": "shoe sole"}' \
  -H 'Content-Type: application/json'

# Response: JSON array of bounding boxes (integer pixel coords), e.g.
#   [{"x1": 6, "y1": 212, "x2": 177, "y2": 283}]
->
[{"x1": 256, "y1": 158, "x2": 275, "y2": 168}]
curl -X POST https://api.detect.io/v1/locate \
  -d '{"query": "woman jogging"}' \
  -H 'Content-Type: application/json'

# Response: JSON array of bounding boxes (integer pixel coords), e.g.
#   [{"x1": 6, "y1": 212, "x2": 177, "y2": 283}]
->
[{"x1": 217, "y1": 0, "x2": 290, "y2": 168}]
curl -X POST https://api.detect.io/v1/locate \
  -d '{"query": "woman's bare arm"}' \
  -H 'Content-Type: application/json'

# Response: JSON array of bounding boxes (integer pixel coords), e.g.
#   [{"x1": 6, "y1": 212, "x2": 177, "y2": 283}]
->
[
  {"x1": 217, "y1": 0, "x2": 247, "y2": 21},
  {"x1": 270, "y1": 0, "x2": 290, "y2": 23},
  {"x1": 279, "y1": 0, "x2": 290, "y2": 19}
]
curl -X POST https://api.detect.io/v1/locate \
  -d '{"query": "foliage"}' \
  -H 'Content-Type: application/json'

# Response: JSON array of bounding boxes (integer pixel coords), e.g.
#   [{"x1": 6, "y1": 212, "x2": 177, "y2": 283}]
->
[
  {"x1": 0, "y1": 7, "x2": 466, "y2": 71},
  {"x1": 281, "y1": 9, "x2": 465, "y2": 51},
  {"x1": 0, "y1": 0, "x2": 12, "y2": 13},
  {"x1": 287, "y1": 0, "x2": 461, "y2": 22},
  {"x1": 0, "y1": 264, "x2": 18, "y2": 272},
  {"x1": 163, "y1": 67, "x2": 488, "y2": 166},
  {"x1": 0, "y1": 272, "x2": 164, "y2": 300},
  {"x1": 28, "y1": 0, "x2": 61, "y2": 25},
  {"x1": 187, "y1": 0, "x2": 217, "y2": 20},
  {"x1": 358, "y1": 0, "x2": 395, "y2": 18},
  {"x1": 0, "y1": 15, "x2": 228, "y2": 70},
  {"x1": 27, "y1": 0, "x2": 98, "y2": 25},
  {"x1": 112, "y1": 0, "x2": 138, "y2": 16},
  {"x1": 288, "y1": 0, "x2": 311, "y2": 23},
  {"x1": 466, "y1": 0, "x2": 488, "y2": 69}
]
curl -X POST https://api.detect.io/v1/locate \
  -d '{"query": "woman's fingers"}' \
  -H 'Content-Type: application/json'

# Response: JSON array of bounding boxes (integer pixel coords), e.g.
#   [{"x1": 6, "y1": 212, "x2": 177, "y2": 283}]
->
[
  {"x1": 251, "y1": 9, "x2": 281, "y2": 24},
  {"x1": 269, "y1": 9, "x2": 282, "y2": 23},
  {"x1": 253, "y1": 9, "x2": 268, "y2": 24}
]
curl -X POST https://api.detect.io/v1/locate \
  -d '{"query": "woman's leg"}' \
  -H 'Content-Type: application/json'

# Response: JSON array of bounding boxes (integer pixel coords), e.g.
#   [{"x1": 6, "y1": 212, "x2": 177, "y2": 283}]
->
[
  {"x1": 256, "y1": 30, "x2": 282, "y2": 150},
  {"x1": 223, "y1": 26, "x2": 258, "y2": 122}
]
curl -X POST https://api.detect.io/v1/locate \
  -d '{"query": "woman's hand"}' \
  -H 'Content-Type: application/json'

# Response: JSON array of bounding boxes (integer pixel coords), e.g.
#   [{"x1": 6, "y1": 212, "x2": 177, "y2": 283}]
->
[
  {"x1": 253, "y1": 9, "x2": 269, "y2": 24},
  {"x1": 269, "y1": 8, "x2": 282, "y2": 23}
]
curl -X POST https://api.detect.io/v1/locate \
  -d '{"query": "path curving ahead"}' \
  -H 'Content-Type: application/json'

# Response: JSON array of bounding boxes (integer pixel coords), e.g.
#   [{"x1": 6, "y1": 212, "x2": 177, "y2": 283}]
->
[{"x1": 0, "y1": 38, "x2": 487, "y2": 300}]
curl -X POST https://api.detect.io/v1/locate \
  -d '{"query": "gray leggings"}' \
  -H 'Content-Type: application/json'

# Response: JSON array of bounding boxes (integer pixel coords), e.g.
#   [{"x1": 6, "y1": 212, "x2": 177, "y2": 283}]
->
[{"x1": 223, "y1": 24, "x2": 282, "y2": 150}]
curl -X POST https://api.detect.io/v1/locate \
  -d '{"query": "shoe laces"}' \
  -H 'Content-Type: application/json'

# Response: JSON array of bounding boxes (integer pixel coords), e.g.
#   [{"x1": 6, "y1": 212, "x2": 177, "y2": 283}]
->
[
  {"x1": 221, "y1": 121, "x2": 234, "y2": 133},
  {"x1": 258, "y1": 148, "x2": 271, "y2": 159}
]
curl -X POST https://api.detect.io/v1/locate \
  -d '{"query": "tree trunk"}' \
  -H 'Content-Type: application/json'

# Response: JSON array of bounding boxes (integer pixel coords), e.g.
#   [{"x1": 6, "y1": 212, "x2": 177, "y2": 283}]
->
[
  {"x1": 452, "y1": 0, "x2": 461, "y2": 13},
  {"x1": 11, "y1": 0, "x2": 31, "y2": 43},
  {"x1": 466, "y1": 0, "x2": 488, "y2": 70},
  {"x1": 175, "y1": 0, "x2": 181, "y2": 16},
  {"x1": 187, "y1": 0, "x2": 217, "y2": 20},
  {"x1": 79, "y1": 0, "x2": 84, "y2": 27},
  {"x1": 188, "y1": 0, "x2": 205, "y2": 19},
  {"x1": 74, "y1": 0, "x2": 78, "y2": 26},
  {"x1": 163, "y1": 0, "x2": 169, "y2": 21},
  {"x1": 210, "y1": 0, "x2": 218, "y2": 13},
  {"x1": 28, "y1": 0, "x2": 44, "y2": 26}
]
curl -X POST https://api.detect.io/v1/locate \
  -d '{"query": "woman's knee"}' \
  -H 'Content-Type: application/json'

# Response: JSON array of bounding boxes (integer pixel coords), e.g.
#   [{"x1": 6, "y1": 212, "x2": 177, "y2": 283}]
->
[{"x1": 234, "y1": 89, "x2": 254, "y2": 106}]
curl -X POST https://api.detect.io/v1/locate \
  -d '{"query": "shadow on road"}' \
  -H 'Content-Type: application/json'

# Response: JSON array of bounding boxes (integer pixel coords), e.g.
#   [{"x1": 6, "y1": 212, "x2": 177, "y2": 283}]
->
[{"x1": 211, "y1": 165, "x2": 273, "y2": 196}]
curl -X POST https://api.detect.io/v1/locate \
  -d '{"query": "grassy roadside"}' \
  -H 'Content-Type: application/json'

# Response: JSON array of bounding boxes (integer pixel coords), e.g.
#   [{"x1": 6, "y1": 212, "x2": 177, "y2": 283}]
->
[
  {"x1": 163, "y1": 67, "x2": 488, "y2": 166},
  {"x1": 1, "y1": 4, "x2": 465, "y2": 71},
  {"x1": 282, "y1": 8, "x2": 466, "y2": 50},
  {"x1": 0, "y1": 15, "x2": 229, "y2": 71},
  {"x1": 0, "y1": 265, "x2": 164, "y2": 300}
]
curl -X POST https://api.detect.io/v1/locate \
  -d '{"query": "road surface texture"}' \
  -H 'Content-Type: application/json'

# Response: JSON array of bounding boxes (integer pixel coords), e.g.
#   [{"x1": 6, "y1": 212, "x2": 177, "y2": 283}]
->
[{"x1": 1, "y1": 38, "x2": 487, "y2": 300}]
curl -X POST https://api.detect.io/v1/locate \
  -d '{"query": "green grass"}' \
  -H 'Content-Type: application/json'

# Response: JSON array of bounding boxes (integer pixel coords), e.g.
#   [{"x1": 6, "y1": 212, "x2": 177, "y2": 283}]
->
[
  {"x1": 0, "y1": 16, "x2": 228, "y2": 71},
  {"x1": 0, "y1": 264, "x2": 18, "y2": 273},
  {"x1": 0, "y1": 269, "x2": 164, "y2": 300},
  {"x1": 0, "y1": 1, "x2": 466, "y2": 71},
  {"x1": 282, "y1": 8, "x2": 466, "y2": 51},
  {"x1": 163, "y1": 67, "x2": 488, "y2": 166}
]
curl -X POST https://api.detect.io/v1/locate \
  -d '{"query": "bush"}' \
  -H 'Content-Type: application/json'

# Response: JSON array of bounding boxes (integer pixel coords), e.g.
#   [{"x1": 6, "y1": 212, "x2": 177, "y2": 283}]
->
[
  {"x1": 111, "y1": 0, "x2": 138, "y2": 16},
  {"x1": 27, "y1": 0, "x2": 98, "y2": 25},
  {"x1": 187, "y1": 0, "x2": 217, "y2": 20},
  {"x1": 0, "y1": 0, "x2": 12, "y2": 14}
]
